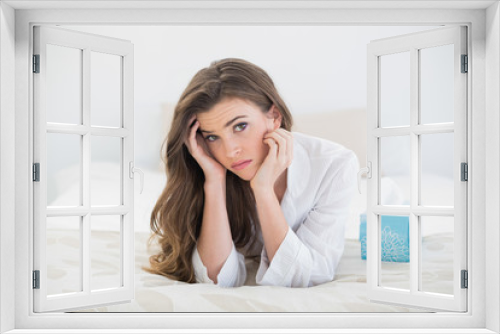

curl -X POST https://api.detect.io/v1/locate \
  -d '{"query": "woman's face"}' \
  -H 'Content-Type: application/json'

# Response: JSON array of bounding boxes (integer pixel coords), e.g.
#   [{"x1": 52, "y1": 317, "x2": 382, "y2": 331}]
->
[{"x1": 196, "y1": 97, "x2": 281, "y2": 181}]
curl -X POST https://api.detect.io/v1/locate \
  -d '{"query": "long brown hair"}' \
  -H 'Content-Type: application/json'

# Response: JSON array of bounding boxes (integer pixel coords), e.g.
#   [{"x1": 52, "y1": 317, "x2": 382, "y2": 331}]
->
[{"x1": 143, "y1": 58, "x2": 293, "y2": 283}]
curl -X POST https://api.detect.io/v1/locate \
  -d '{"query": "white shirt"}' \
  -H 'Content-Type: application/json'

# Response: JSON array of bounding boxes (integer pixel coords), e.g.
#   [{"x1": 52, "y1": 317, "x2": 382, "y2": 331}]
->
[{"x1": 192, "y1": 131, "x2": 359, "y2": 288}]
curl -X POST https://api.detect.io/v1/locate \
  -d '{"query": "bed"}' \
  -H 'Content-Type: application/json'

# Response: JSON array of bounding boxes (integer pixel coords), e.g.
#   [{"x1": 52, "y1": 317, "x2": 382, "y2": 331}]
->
[
  {"x1": 44, "y1": 229, "x2": 443, "y2": 313},
  {"x1": 46, "y1": 168, "x2": 453, "y2": 313},
  {"x1": 44, "y1": 109, "x2": 453, "y2": 312}
]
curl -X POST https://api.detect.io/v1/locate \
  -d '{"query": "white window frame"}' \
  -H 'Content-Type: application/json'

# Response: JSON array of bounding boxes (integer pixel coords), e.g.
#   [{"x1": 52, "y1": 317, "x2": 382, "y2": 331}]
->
[
  {"x1": 366, "y1": 26, "x2": 468, "y2": 312},
  {"x1": 0, "y1": 1, "x2": 498, "y2": 333},
  {"x1": 33, "y1": 25, "x2": 136, "y2": 312}
]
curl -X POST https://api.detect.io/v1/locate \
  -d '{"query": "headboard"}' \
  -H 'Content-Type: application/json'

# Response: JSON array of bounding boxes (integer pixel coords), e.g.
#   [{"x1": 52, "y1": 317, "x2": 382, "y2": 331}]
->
[{"x1": 292, "y1": 109, "x2": 367, "y2": 166}]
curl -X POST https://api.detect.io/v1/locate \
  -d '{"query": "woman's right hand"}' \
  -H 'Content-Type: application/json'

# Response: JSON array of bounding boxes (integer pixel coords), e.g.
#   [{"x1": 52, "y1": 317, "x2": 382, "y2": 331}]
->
[{"x1": 184, "y1": 114, "x2": 227, "y2": 183}]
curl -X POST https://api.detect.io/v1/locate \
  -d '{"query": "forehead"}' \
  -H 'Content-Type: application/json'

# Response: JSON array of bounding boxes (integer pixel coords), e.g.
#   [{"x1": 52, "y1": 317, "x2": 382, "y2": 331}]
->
[{"x1": 197, "y1": 98, "x2": 264, "y2": 126}]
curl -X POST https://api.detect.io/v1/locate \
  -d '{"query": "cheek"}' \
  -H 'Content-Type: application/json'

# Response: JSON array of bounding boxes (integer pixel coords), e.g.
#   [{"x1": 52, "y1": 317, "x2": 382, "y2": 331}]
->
[{"x1": 206, "y1": 143, "x2": 222, "y2": 161}]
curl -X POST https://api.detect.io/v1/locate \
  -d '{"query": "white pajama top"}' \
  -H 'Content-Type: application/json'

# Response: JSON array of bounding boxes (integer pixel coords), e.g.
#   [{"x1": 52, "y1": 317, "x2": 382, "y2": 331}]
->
[{"x1": 192, "y1": 131, "x2": 359, "y2": 288}]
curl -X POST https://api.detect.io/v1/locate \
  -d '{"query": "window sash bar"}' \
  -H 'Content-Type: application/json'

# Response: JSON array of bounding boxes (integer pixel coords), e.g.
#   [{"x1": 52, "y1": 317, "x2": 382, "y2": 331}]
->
[
  {"x1": 46, "y1": 206, "x2": 131, "y2": 217},
  {"x1": 372, "y1": 205, "x2": 454, "y2": 216},
  {"x1": 46, "y1": 123, "x2": 130, "y2": 137},
  {"x1": 372, "y1": 124, "x2": 454, "y2": 137}
]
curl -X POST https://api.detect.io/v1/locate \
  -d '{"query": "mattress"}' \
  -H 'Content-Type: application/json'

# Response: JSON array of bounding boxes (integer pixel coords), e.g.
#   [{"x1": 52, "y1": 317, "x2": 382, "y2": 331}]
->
[
  {"x1": 42, "y1": 228, "x2": 453, "y2": 313},
  {"x1": 43, "y1": 165, "x2": 454, "y2": 313}
]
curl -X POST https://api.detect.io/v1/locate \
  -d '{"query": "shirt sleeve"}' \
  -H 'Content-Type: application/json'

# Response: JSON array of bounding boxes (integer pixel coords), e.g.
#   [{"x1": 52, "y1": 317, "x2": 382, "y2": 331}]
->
[
  {"x1": 256, "y1": 151, "x2": 358, "y2": 288},
  {"x1": 191, "y1": 242, "x2": 246, "y2": 287}
]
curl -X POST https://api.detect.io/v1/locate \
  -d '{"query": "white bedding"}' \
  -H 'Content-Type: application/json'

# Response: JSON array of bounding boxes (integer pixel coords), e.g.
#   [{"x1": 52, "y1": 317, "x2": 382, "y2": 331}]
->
[
  {"x1": 42, "y1": 227, "x2": 453, "y2": 313},
  {"x1": 45, "y1": 164, "x2": 454, "y2": 313}
]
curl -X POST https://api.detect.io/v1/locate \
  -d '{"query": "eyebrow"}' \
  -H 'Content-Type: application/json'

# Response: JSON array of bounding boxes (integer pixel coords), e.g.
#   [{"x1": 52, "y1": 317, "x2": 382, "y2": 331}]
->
[{"x1": 199, "y1": 115, "x2": 248, "y2": 134}]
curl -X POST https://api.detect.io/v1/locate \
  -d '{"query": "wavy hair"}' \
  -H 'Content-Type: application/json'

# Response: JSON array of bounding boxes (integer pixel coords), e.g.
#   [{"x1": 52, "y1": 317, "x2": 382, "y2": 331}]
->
[{"x1": 143, "y1": 58, "x2": 293, "y2": 283}]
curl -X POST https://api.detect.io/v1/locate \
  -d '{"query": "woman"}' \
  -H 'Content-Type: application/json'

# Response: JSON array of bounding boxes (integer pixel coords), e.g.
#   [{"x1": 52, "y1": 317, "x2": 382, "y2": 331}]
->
[{"x1": 145, "y1": 58, "x2": 358, "y2": 288}]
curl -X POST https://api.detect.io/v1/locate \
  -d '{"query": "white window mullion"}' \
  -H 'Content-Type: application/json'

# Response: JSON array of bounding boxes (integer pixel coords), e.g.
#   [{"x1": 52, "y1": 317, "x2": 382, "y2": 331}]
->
[
  {"x1": 122, "y1": 42, "x2": 135, "y2": 295},
  {"x1": 366, "y1": 45, "x2": 379, "y2": 294},
  {"x1": 82, "y1": 46, "x2": 91, "y2": 296},
  {"x1": 82, "y1": 214, "x2": 90, "y2": 294},
  {"x1": 121, "y1": 51, "x2": 127, "y2": 289},
  {"x1": 410, "y1": 46, "x2": 419, "y2": 295}
]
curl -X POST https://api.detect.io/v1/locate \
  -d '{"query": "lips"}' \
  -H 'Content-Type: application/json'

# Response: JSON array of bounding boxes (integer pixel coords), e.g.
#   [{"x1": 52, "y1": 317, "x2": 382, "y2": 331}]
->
[{"x1": 231, "y1": 160, "x2": 252, "y2": 170}]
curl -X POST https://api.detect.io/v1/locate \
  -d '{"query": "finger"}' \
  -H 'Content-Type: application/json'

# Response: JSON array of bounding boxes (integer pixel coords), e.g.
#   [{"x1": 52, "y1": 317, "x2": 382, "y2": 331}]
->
[
  {"x1": 265, "y1": 131, "x2": 287, "y2": 163},
  {"x1": 280, "y1": 128, "x2": 292, "y2": 139},
  {"x1": 185, "y1": 120, "x2": 199, "y2": 152},
  {"x1": 269, "y1": 129, "x2": 293, "y2": 167},
  {"x1": 274, "y1": 128, "x2": 292, "y2": 143},
  {"x1": 187, "y1": 115, "x2": 199, "y2": 140},
  {"x1": 263, "y1": 137, "x2": 278, "y2": 161},
  {"x1": 188, "y1": 114, "x2": 197, "y2": 128},
  {"x1": 274, "y1": 129, "x2": 293, "y2": 160}
]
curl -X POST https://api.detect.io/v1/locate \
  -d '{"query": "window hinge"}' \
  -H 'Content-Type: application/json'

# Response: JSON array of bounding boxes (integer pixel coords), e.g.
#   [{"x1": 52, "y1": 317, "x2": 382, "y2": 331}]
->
[
  {"x1": 33, "y1": 163, "x2": 40, "y2": 182},
  {"x1": 461, "y1": 162, "x2": 468, "y2": 181},
  {"x1": 33, "y1": 270, "x2": 40, "y2": 289},
  {"x1": 461, "y1": 270, "x2": 468, "y2": 289},
  {"x1": 33, "y1": 54, "x2": 40, "y2": 73},
  {"x1": 461, "y1": 54, "x2": 468, "y2": 73}
]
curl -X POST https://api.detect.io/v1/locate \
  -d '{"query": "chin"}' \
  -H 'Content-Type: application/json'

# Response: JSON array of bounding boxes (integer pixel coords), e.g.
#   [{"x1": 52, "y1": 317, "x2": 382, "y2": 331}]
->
[
  {"x1": 233, "y1": 169, "x2": 255, "y2": 182},
  {"x1": 235, "y1": 173, "x2": 252, "y2": 182}
]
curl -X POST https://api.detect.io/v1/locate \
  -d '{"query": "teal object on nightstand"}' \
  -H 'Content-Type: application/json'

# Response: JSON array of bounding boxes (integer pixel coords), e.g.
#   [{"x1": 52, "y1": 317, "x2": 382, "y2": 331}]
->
[{"x1": 359, "y1": 213, "x2": 410, "y2": 262}]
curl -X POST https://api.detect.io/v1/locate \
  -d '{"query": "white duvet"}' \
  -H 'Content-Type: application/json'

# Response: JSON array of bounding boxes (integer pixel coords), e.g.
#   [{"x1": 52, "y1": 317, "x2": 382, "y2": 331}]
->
[
  {"x1": 42, "y1": 228, "x2": 453, "y2": 313},
  {"x1": 45, "y1": 165, "x2": 454, "y2": 313}
]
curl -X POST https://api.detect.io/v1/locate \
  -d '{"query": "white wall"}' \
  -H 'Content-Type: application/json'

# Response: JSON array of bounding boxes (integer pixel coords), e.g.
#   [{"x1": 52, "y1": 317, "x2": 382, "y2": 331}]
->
[
  {"x1": 485, "y1": 3, "x2": 500, "y2": 333},
  {"x1": 57, "y1": 25, "x2": 438, "y2": 170},
  {"x1": 0, "y1": 2, "x2": 16, "y2": 333},
  {"x1": 44, "y1": 25, "x2": 461, "y2": 211}
]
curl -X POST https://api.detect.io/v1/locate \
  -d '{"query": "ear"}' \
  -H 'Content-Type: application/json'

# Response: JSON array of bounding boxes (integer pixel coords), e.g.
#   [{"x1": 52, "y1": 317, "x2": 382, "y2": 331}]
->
[{"x1": 266, "y1": 105, "x2": 282, "y2": 131}]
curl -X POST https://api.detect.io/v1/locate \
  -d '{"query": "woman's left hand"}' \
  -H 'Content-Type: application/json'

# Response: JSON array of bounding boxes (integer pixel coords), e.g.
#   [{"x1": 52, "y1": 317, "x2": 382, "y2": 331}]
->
[{"x1": 250, "y1": 128, "x2": 293, "y2": 192}]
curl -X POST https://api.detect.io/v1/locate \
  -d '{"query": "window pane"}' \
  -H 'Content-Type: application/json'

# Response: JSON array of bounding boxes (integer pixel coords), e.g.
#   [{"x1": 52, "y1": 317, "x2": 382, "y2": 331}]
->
[
  {"x1": 91, "y1": 136, "x2": 121, "y2": 206},
  {"x1": 91, "y1": 215, "x2": 122, "y2": 291},
  {"x1": 380, "y1": 51, "x2": 410, "y2": 128},
  {"x1": 91, "y1": 51, "x2": 122, "y2": 128},
  {"x1": 379, "y1": 215, "x2": 410, "y2": 291},
  {"x1": 46, "y1": 44, "x2": 82, "y2": 125},
  {"x1": 46, "y1": 216, "x2": 82, "y2": 295},
  {"x1": 420, "y1": 216, "x2": 454, "y2": 295},
  {"x1": 420, "y1": 133, "x2": 454, "y2": 206},
  {"x1": 420, "y1": 44, "x2": 454, "y2": 125},
  {"x1": 47, "y1": 133, "x2": 81, "y2": 207},
  {"x1": 380, "y1": 136, "x2": 410, "y2": 205}
]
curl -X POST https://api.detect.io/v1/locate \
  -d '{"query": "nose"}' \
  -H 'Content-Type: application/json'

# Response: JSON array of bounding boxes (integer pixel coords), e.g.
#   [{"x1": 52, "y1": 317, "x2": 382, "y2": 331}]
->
[{"x1": 224, "y1": 139, "x2": 241, "y2": 158}]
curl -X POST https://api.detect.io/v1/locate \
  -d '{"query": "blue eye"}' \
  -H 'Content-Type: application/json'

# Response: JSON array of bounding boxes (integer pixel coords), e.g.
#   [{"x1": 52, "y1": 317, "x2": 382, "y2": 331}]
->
[{"x1": 235, "y1": 123, "x2": 247, "y2": 131}]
